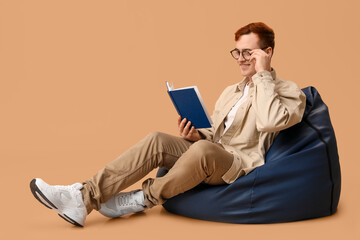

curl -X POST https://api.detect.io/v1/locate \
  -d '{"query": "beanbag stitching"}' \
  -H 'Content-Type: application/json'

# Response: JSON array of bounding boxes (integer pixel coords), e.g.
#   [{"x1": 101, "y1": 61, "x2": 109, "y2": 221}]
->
[
  {"x1": 248, "y1": 167, "x2": 260, "y2": 223},
  {"x1": 304, "y1": 118, "x2": 334, "y2": 215}
]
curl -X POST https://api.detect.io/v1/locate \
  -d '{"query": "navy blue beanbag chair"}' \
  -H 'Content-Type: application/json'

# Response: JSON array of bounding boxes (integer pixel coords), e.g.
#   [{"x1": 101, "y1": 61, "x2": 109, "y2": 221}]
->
[{"x1": 156, "y1": 86, "x2": 341, "y2": 223}]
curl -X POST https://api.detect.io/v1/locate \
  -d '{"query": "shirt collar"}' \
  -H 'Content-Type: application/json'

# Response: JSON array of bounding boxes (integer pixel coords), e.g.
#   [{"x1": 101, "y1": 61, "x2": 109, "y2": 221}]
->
[{"x1": 235, "y1": 68, "x2": 277, "y2": 92}]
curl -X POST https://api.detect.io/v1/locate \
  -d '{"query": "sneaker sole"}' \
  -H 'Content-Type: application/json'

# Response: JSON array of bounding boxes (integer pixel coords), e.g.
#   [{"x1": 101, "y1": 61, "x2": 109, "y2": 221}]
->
[{"x1": 30, "y1": 179, "x2": 83, "y2": 227}]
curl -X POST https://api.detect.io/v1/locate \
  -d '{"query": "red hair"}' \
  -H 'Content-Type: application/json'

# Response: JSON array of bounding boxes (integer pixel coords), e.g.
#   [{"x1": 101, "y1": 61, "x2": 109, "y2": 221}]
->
[{"x1": 234, "y1": 22, "x2": 275, "y2": 52}]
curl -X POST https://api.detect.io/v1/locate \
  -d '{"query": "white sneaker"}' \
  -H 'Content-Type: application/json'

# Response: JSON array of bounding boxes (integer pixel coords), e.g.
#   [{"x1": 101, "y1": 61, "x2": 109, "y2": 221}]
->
[
  {"x1": 99, "y1": 190, "x2": 148, "y2": 218},
  {"x1": 30, "y1": 178, "x2": 87, "y2": 227}
]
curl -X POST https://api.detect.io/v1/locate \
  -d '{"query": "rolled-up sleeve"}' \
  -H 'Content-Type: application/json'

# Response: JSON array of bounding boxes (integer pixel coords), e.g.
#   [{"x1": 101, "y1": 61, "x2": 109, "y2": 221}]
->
[
  {"x1": 197, "y1": 126, "x2": 214, "y2": 141},
  {"x1": 252, "y1": 70, "x2": 306, "y2": 133}
]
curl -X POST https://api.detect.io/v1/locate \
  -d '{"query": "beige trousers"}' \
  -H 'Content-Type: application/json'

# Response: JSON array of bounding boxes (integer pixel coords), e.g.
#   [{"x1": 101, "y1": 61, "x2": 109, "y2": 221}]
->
[{"x1": 81, "y1": 132, "x2": 234, "y2": 214}]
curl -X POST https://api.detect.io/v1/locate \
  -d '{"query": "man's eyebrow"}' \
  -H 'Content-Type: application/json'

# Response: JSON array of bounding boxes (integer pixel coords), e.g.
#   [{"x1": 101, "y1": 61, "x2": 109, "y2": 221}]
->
[{"x1": 236, "y1": 48, "x2": 252, "y2": 51}]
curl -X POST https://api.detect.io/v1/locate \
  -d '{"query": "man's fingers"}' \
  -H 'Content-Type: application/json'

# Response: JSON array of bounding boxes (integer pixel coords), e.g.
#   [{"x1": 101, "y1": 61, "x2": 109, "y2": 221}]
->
[
  {"x1": 181, "y1": 121, "x2": 190, "y2": 136},
  {"x1": 249, "y1": 52, "x2": 259, "y2": 60},
  {"x1": 178, "y1": 118, "x2": 198, "y2": 140},
  {"x1": 179, "y1": 118, "x2": 187, "y2": 131},
  {"x1": 179, "y1": 118, "x2": 190, "y2": 137},
  {"x1": 177, "y1": 115, "x2": 182, "y2": 126},
  {"x1": 187, "y1": 126, "x2": 196, "y2": 137},
  {"x1": 249, "y1": 55, "x2": 256, "y2": 63},
  {"x1": 250, "y1": 50, "x2": 268, "y2": 59},
  {"x1": 186, "y1": 126, "x2": 193, "y2": 137}
]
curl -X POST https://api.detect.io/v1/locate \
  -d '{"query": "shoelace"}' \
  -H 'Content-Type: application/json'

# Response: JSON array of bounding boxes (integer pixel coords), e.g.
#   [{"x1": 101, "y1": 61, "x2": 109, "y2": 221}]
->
[
  {"x1": 49, "y1": 183, "x2": 82, "y2": 194},
  {"x1": 117, "y1": 192, "x2": 136, "y2": 206},
  {"x1": 52, "y1": 183, "x2": 80, "y2": 189}
]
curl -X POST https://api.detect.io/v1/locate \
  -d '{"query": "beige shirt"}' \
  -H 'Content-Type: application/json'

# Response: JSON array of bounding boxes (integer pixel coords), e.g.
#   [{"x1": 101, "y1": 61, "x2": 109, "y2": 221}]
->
[
  {"x1": 222, "y1": 83, "x2": 250, "y2": 137},
  {"x1": 198, "y1": 69, "x2": 306, "y2": 184}
]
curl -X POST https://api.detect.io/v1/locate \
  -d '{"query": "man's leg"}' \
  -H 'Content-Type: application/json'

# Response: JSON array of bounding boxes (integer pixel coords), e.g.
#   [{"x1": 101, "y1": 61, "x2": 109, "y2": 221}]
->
[
  {"x1": 81, "y1": 132, "x2": 193, "y2": 214},
  {"x1": 142, "y1": 140, "x2": 234, "y2": 207}
]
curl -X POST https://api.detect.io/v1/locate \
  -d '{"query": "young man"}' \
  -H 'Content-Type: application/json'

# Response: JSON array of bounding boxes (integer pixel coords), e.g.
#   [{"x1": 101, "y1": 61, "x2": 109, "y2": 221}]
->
[{"x1": 30, "y1": 22, "x2": 306, "y2": 227}]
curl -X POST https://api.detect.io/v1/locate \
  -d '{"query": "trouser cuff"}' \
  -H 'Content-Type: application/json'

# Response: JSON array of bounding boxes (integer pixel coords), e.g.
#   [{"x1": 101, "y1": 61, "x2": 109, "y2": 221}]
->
[
  {"x1": 142, "y1": 178, "x2": 162, "y2": 208},
  {"x1": 81, "y1": 181, "x2": 98, "y2": 214}
]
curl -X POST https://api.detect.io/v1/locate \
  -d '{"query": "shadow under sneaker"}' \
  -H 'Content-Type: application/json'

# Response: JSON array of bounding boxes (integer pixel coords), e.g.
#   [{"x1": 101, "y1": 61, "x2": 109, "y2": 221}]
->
[
  {"x1": 99, "y1": 190, "x2": 148, "y2": 218},
  {"x1": 30, "y1": 178, "x2": 87, "y2": 227}
]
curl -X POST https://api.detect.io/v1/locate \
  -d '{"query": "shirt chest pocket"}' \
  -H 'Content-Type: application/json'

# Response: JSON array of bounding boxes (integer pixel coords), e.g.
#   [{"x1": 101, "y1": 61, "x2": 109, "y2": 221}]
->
[
  {"x1": 235, "y1": 106, "x2": 260, "y2": 142},
  {"x1": 212, "y1": 109, "x2": 223, "y2": 128}
]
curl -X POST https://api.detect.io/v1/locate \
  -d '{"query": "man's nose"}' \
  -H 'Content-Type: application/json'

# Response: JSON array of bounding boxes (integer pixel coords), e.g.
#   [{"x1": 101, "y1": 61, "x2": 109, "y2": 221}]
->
[{"x1": 237, "y1": 54, "x2": 246, "y2": 63}]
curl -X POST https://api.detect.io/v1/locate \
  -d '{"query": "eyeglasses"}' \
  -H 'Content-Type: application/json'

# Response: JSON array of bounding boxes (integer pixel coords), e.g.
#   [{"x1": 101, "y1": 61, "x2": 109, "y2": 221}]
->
[{"x1": 230, "y1": 47, "x2": 268, "y2": 61}]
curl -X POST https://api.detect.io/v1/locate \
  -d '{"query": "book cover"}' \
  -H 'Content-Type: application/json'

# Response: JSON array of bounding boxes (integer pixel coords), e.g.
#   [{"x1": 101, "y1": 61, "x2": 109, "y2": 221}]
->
[{"x1": 166, "y1": 81, "x2": 213, "y2": 129}]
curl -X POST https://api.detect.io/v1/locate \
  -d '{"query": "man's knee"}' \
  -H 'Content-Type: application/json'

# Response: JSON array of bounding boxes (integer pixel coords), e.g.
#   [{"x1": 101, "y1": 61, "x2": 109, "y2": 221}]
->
[
  {"x1": 189, "y1": 140, "x2": 216, "y2": 157},
  {"x1": 145, "y1": 131, "x2": 168, "y2": 143},
  {"x1": 190, "y1": 141, "x2": 230, "y2": 185}
]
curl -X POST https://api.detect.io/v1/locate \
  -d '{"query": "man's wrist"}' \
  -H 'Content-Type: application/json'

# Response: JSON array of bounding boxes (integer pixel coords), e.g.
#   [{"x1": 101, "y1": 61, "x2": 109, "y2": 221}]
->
[{"x1": 252, "y1": 70, "x2": 273, "y2": 84}]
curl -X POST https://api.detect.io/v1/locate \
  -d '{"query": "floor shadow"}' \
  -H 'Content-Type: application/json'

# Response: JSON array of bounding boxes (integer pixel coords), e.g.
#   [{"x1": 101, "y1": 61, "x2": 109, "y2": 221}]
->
[{"x1": 85, "y1": 211, "x2": 148, "y2": 227}]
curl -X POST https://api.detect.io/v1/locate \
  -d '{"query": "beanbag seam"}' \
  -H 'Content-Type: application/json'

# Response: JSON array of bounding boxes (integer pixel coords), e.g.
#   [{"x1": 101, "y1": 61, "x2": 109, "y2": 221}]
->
[
  {"x1": 248, "y1": 167, "x2": 260, "y2": 223},
  {"x1": 303, "y1": 118, "x2": 334, "y2": 215}
]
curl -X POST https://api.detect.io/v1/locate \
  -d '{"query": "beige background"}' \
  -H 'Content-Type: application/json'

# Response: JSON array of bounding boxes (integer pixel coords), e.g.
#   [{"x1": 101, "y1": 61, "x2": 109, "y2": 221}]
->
[{"x1": 1, "y1": 0, "x2": 359, "y2": 239}]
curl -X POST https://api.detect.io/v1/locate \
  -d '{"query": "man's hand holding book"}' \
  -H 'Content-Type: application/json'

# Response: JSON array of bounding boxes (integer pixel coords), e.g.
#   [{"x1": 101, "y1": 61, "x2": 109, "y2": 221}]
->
[{"x1": 177, "y1": 115, "x2": 202, "y2": 142}]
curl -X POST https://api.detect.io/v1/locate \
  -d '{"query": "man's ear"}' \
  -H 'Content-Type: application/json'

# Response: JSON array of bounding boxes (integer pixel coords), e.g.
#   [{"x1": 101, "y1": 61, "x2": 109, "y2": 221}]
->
[{"x1": 266, "y1": 47, "x2": 273, "y2": 58}]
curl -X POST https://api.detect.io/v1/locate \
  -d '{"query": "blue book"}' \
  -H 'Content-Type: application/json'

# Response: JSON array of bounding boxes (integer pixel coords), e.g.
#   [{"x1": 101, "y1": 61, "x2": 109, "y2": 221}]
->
[{"x1": 166, "y1": 81, "x2": 213, "y2": 129}]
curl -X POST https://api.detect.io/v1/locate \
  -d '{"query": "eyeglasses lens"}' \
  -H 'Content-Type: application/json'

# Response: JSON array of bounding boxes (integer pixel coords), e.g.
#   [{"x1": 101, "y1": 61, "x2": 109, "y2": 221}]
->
[
  {"x1": 230, "y1": 50, "x2": 238, "y2": 59},
  {"x1": 231, "y1": 49, "x2": 251, "y2": 60},
  {"x1": 242, "y1": 51, "x2": 251, "y2": 60}
]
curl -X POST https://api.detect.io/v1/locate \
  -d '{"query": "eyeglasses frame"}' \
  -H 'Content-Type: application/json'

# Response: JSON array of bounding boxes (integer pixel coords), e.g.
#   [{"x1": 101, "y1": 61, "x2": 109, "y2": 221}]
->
[{"x1": 230, "y1": 47, "x2": 269, "y2": 60}]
